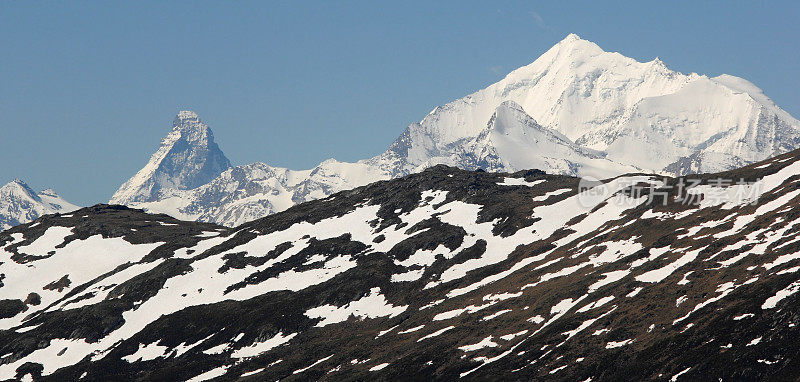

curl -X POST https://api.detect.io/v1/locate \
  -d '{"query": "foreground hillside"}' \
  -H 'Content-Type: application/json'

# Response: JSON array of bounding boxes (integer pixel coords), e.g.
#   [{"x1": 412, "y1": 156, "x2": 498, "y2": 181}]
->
[{"x1": 3, "y1": 149, "x2": 800, "y2": 380}]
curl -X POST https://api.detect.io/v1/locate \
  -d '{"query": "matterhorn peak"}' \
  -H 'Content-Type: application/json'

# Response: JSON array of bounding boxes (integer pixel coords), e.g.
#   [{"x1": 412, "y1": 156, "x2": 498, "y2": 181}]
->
[
  {"x1": 170, "y1": 110, "x2": 216, "y2": 141},
  {"x1": 176, "y1": 110, "x2": 199, "y2": 121},
  {"x1": 173, "y1": 110, "x2": 202, "y2": 128},
  {"x1": 109, "y1": 110, "x2": 232, "y2": 205}
]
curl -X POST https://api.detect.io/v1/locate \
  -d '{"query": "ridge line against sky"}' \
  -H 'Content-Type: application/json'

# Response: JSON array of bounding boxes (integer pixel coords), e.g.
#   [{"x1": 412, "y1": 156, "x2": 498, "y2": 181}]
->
[{"x1": 1, "y1": 1, "x2": 799, "y2": 205}]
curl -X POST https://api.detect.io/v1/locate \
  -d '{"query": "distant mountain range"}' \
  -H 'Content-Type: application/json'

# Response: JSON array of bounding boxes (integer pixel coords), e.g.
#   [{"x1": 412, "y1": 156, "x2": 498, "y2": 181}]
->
[
  {"x1": 3, "y1": 34, "x2": 799, "y2": 229},
  {"x1": 107, "y1": 34, "x2": 800, "y2": 227},
  {"x1": 4, "y1": 147, "x2": 800, "y2": 380}
]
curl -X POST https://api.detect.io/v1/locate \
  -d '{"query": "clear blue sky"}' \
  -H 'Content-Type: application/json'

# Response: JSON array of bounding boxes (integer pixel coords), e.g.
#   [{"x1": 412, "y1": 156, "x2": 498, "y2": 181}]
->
[{"x1": 2, "y1": 1, "x2": 798, "y2": 205}]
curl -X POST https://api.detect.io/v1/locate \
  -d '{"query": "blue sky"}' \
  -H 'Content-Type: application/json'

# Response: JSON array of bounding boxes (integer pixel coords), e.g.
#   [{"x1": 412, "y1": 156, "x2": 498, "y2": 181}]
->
[{"x1": 2, "y1": 1, "x2": 798, "y2": 205}]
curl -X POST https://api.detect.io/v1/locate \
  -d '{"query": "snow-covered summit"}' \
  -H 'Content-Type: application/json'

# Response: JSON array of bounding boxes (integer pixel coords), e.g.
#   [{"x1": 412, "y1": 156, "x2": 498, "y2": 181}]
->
[
  {"x1": 110, "y1": 111, "x2": 232, "y2": 205},
  {"x1": 175, "y1": 110, "x2": 200, "y2": 122},
  {"x1": 3, "y1": 180, "x2": 38, "y2": 200},
  {"x1": 0, "y1": 180, "x2": 78, "y2": 231},
  {"x1": 386, "y1": 33, "x2": 800, "y2": 176},
  {"x1": 468, "y1": 101, "x2": 639, "y2": 178},
  {"x1": 112, "y1": 34, "x2": 800, "y2": 226}
]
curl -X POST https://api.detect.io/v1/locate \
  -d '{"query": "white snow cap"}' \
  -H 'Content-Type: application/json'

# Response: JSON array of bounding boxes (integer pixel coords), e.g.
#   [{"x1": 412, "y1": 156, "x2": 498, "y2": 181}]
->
[{"x1": 176, "y1": 110, "x2": 199, "y2": 120}]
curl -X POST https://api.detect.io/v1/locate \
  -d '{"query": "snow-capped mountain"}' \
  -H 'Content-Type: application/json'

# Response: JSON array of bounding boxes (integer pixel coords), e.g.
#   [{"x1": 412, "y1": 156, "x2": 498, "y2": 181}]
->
[
  {"x1": 384, "y1": 34, "x2": 800, "y2": 175},
  {"x1": 5, "y1": 150, "x2": 800, "y2": 380},
  {"x1": 455, "y1": 100, "x2": 639, "y2": 176},
  {"x1": 0, "y1": 180, "x2": 78, "y2": 231},
  {"x1": 110, "y1": 110, "x2": 232, "y2": 205},
  {"x1": 112, "y1": 34, "x2": 800, "y2": 226}
]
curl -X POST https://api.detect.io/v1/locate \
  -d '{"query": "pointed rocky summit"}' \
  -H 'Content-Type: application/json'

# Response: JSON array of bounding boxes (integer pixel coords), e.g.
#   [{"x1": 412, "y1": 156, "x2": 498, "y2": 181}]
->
[{"x1": 110, "y1": 111, "x2": 232, "y2": 205}]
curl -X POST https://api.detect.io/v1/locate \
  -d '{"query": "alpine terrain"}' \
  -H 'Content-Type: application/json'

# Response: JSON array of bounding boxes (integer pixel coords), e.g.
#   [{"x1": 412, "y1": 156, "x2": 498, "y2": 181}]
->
[
  {"x1": 0, "y1": 180, "x2": 78, "y2": 232},
  {"x1": 110, "y1": 34, "x2": 800, "y2": 227},
  {"x1": 4, "y1": 147, "x2": 800, "y2": 380}
]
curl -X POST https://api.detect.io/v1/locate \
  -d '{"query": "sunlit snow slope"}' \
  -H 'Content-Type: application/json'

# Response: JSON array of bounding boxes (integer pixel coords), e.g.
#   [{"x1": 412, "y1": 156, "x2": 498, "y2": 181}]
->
[{"x1": 0, "y1": 180, "x2": 78, "y2": 231}]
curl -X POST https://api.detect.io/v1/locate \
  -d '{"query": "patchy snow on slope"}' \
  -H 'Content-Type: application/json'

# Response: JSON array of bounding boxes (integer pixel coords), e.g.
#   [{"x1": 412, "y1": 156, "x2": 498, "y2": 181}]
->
[
  {"x1": 122, "y1": 342, "x2": 169, "y2": 363},
  {"x1": 231, "y1": 332, "x2": 297, "y2": 359},
  {"x1": 304, "y1": 287, "x2": 408, "y2": 327},
  {"x1": 498, "y1": 178, "x2": 545, "y2": 187},
  {"x1": 762, "y1": 280, "x2": 800, "y2": 309},
  {"x1": 605, "y1": 339, "x2": 634, "y2": 349},
  {"x1": 459, "y1": 336, "x2": 499, "y2": 352}
]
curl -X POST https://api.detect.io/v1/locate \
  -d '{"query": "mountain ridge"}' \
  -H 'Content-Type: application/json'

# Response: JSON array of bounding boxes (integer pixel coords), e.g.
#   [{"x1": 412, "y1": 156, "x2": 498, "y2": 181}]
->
[{"x1": 109, "y1": 34, "x2": 800, "y2": 227}]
